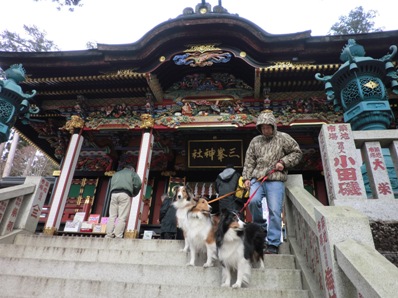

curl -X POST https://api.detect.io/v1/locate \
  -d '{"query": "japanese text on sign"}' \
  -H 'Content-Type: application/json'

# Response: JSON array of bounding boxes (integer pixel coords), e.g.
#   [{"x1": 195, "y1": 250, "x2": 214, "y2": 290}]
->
[
  {"x1": 327, "y1": 125, "x2": 363, "y2": 197},
  {"x1": 188, "y1": 140, "x2": 243, "y2": 168}
]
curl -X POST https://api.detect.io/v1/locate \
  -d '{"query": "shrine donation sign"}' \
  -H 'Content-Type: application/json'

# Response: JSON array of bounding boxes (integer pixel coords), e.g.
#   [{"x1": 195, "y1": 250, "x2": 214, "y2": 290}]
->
[{"x1": 318, "y1": 124, "x2": 366, "y2": 204}]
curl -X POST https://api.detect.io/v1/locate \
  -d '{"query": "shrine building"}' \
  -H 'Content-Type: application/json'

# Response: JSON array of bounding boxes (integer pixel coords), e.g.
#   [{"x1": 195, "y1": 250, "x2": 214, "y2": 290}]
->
[{"x1": 0, "y1": 1, "x2": 397, "y2": 237}]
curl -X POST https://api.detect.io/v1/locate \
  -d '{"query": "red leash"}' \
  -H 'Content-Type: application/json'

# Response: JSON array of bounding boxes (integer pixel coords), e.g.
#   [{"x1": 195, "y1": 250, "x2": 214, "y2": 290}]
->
[{"x1": 239, "y1": 169, "x2": 276, "y2": 214}]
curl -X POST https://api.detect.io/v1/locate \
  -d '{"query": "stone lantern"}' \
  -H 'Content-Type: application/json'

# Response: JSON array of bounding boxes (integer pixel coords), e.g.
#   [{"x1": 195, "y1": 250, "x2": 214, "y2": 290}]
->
[{"x1": 0, "y1": 64, "x2": 37, "y2": 142}]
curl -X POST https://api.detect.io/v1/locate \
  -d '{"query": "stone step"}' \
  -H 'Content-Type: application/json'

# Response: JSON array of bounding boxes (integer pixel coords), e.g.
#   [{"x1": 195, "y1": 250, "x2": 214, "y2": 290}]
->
[
  {"x1": 4, "y1": 234, "x2": 304, "y2": 297},
  {"x1": 0, "y1": 274, "x2": 309, "y2": 298},
  {"x1": 13, "y1": 233, "x2": 291, "y2": 254},
  {"x1": 0, "y1": 256, "x2": 304, "y2": 290},
  {"x1": 0, "y1": 243, "x2": 295, "y2": 268}
]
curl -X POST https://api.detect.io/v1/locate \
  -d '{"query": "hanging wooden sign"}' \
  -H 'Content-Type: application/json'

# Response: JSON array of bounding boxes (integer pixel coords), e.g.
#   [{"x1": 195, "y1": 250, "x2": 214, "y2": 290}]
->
[{"x1": 187, "y1": 139, "x2": 243, "y2": 168}]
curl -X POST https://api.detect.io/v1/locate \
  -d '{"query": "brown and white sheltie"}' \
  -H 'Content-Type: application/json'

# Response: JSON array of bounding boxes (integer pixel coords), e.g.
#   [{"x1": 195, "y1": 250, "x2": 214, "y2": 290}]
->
[
  {"x1": 215, "y1": 209, "x2": 265, "y2": 288},
  {"x1": 172, "y1": 185, "x2": 196, "y2": 252},
  {"x1": 185, "y1": 197, "x2": 218, "y2": 267}
]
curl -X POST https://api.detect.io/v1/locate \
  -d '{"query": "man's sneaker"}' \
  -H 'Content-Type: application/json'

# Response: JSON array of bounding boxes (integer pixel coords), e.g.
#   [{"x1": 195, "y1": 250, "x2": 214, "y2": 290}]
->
[{"x1": 264, "y1": 245, "x2": 278, "y2": 254}]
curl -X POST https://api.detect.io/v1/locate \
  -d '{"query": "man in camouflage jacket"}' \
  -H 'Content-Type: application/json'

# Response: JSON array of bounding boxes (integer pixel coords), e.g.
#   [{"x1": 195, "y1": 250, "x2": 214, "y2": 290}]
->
[{"x1": 242, "y1": 110, "x2": 302, "y2": 254}]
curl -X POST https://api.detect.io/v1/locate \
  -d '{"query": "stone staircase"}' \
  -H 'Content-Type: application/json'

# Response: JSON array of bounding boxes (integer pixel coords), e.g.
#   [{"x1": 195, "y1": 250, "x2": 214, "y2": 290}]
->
[{"x1": 0, "y1": 234, "x2": 309, "y2": 297}]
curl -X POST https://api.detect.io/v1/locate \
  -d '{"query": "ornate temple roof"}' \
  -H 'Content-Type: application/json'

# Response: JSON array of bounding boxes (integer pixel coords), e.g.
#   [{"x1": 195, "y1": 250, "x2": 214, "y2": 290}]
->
[{"x1": 0, "y1": 1, "x2": 397, "y2": 165}]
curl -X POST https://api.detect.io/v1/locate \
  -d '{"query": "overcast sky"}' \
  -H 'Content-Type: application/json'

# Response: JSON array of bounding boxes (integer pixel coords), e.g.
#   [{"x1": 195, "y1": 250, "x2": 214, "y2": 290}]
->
[{"x1": 2, "y1": 0, "x2": 397, "y2": 51}]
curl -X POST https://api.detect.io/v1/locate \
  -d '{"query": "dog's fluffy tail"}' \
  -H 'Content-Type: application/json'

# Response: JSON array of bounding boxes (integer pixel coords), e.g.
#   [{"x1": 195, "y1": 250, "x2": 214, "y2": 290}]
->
[{"x1": 244, "y1": 223, "x2": 266, "y2": 264}]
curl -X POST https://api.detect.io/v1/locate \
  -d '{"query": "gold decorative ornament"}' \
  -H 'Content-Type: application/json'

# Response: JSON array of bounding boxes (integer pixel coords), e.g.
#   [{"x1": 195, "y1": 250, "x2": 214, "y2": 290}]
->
[
  {"x1": 159, "y1": 56, "x2": 166, "y2": 62},
  {"x1": 116, "y1": 69, "x2": 140, "y2": 75},
  {"x1": 43, "y1": 226, "x2": 56, "y2": 236},
  {"x1": 161, "y1": 170, "x2": 176, "y2": 177},
  {"x1": 199, "y1": 7, "x2": 208, "y2": 14},
  {"x1": 184, "y1": 44, "x2": 221, "y2": 53},
  {"x1": 84, "y1": 196, "x2": 92, "y2": 204},
  {"x1": 124, "y1": 230, "x2": 138, "y2": 239},
  {"x1": 60, "y1": 115, "x2": 85, "y2": 134},
  {"x1": 264, "y1": 61, "x2": 318, "y2": 70},
  {"x1": 364, "y1": 80, "x2": 379, "y2": 89},
  {"x1": 140, "y1": 113, "x2": 155, "y2": 129}
]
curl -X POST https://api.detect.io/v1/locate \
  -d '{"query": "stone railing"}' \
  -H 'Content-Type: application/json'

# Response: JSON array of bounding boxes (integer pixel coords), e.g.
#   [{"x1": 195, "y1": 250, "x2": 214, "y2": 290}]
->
[
  {"x1": 349, "y1": 129, "x2": 398, "y2": 267},
  {"x1": 285, "y1": 174, "x2": 398, "y2": 297},
  {"x1": 0, "y1": 176, "x2": 50, "y2": 244},
  {"x1": 284, "y1": 126, "x2": 398, "y2": 297}
]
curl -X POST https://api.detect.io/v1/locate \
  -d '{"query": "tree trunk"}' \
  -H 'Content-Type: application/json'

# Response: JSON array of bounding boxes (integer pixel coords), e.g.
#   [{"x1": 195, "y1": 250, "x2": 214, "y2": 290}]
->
[{"x1": 3, "y1": 131, "x2": 19, "y2": 177}]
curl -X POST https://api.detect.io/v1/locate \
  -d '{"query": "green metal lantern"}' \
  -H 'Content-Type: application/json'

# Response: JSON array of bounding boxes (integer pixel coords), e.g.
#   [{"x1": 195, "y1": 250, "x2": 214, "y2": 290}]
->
[
  {"x1": 0, "y1": 64, "x2": 37, "y2": 142},
  {"x1": 315, "y1": 39, "x2": 397, "y2": 130}
]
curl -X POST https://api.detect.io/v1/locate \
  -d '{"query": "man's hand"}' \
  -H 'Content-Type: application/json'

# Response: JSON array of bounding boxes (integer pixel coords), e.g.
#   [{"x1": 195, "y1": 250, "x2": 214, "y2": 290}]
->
[
  {"x1": 244, "y1": 180, "x2": 251, "y2": 189},
  {"x1": 275, "y1": 161, "x2": 285, "y2": 171}
]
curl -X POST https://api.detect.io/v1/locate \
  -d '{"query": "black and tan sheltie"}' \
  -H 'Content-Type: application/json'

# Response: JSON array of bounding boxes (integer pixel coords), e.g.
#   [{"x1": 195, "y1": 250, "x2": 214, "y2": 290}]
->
[{"x1": 215, "y1": 209, "x2": 265, "y2": 288}]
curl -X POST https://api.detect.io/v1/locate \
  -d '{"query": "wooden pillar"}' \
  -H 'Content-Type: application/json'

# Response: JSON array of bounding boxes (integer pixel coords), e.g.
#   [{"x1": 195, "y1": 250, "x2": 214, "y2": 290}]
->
[
  {"x1": 124, "y1": 128, "x2": 153, "y2": 238},
  {"x1": 44, "y1": 133, "x2": 84, "y2": 235}
]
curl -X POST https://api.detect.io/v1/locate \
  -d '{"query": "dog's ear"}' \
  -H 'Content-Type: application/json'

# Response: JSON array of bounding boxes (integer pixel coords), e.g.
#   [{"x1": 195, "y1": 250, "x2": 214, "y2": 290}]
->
[
  {"x1": 220, "y1": 208, "x2": 229, "y2": 217},
  {"x1": 215, "y1": 220, "x2": 224, "y2": 248},
  {"x1": 185, "y1": 185, "x2": 195, "y2": 200},
  {"x1": 171, "y1": 185, "x2": 179, "y2": 196},
  {"x1": 212, "y1": 214, "x2": 220, "y2": 226}
]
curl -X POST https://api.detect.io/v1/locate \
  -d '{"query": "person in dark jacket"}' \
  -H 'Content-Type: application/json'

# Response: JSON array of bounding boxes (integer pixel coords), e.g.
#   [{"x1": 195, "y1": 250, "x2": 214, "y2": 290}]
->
[
  {"x1": 215, "y1": 164, "x2": 241, "y2": 214},
  {"x1": 105, "y1": 165, "x2": 142, "y2": 238},
  {"x1": 159, "y1": 193, "x2": 177, "y2": 239}
]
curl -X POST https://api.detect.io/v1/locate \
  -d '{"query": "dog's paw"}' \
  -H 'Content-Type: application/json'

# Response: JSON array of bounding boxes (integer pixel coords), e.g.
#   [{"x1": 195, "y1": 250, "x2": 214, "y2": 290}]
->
[
  {"x1": 221, "y1": 283, "x2": 230, "y2": 288},
  {"x1": 232, "y1": 283, "x2": 241, "y2": 289},
  {"x1": 186, "y1": 262, "x2": 195, "y2": 267},
  {"x1": 203, "y1": 262, "x2": 214, "y2": 268}
]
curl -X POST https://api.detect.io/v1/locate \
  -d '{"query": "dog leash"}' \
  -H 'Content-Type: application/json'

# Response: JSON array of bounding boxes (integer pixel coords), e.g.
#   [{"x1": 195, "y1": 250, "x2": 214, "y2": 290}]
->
[
  {"x1": 239, "y1": 168, "x2": 276, "y2": 214},
  {"x1": 208, "y1": 167, "x2": 276, "y2": 206},
  {"x1": 207, "y1": 190, "x2": 237, "y2": 204}
]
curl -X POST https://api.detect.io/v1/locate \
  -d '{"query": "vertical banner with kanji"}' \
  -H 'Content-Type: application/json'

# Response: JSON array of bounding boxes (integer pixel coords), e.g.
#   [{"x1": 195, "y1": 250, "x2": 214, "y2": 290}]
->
[
  {"x1": 318, "y1": 124, "x2": 366, "y2": 204},
  {"x1": 362, "y1": 142, "x2": 394, "y2": 199},
  {"x1": 0, "y1": 201, "x2": 9, "y2": 222},
  {"x1": 14, "y1": 177, "x2": 50, "y2": 233},
  {"x1": 0, "y1": 196, "x2": 23, "y2": 236},
  {"x1": 316, "y1": 214, "x2": 336, "y2": 298}
]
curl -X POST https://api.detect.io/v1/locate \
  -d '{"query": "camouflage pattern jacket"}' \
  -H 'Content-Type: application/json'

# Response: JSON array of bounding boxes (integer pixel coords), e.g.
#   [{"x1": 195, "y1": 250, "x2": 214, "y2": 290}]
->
[{"x1": 242, "y1": 111, "x2": 303, "y2": 182}]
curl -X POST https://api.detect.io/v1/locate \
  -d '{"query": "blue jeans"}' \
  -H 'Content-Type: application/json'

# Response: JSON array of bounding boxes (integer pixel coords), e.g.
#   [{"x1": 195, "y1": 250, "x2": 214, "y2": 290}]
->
[{"x1": 248, "y1": 179, "x2": 284, "y2": 247}]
